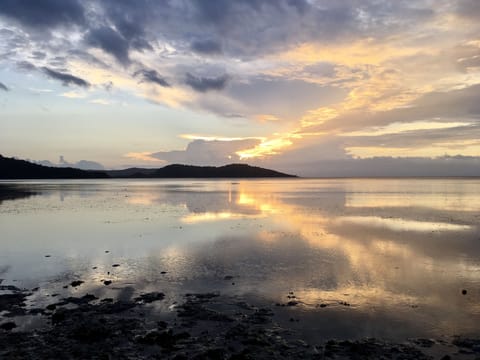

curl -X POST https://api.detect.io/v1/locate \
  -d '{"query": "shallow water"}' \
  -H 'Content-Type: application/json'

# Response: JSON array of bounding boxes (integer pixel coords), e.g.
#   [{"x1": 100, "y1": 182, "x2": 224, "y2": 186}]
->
[{"x1": 1, "y1": 178, "x2": 479, "y2": 341}]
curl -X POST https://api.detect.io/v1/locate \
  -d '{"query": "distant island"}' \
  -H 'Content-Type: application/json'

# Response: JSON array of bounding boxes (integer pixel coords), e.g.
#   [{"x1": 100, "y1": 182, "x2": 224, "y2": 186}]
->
[
  {"x1": 0, "y1": 155, "x2": 109, "y2": 179},
  {"x1": 0, "y1": 155, "x2": 296, "y2": 179}
]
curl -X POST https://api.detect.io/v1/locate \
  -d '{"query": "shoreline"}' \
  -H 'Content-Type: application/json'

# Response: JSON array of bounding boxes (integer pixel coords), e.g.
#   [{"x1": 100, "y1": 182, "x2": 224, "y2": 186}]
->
[{"x1": 1, "y1": 283, "x2": 479, "y2": 359}]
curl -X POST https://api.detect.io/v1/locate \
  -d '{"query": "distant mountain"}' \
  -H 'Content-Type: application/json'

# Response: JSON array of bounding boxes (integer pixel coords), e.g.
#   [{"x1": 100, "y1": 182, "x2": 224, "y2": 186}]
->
[
  {"x1": 0, "y1": 155, "x2": 296, "y2": 179},
  {"x1": 151, "y1": 163, "x2": 296, "y2": 178},
  {"x1": 106, "y1": 163, "x2": 295, "y2": 178},
  {"x1": 0, "y1": 155, "x2": 108, "y2": 179}
]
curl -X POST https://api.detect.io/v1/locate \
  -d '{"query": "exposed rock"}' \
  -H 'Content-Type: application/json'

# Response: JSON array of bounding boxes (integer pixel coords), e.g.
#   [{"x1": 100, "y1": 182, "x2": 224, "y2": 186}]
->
[
  {"x1": 0, "y1": 322, "x2": 16, "y2": 331},
  {"x1": 134, "y1": 292, "x2": 165, "y2": 303},
  {"x1": 0, "y1": 292, "x2": 28, "y2": 316},
  {"x1": 137, "y1": 329, "x2": 190, "y2": 348}
]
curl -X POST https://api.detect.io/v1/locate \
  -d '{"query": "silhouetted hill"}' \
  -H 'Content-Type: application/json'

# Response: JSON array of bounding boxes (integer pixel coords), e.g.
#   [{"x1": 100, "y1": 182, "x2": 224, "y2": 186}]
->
[
  {"x1": 0, "y1": 155, "x2": 108, "y2": 179},
  {"x1": 151, "y1": 163, "x2": 296, "y2": 178},
  {"x1": 1, "y1": 155, "x2": 296, "y2": 179}
]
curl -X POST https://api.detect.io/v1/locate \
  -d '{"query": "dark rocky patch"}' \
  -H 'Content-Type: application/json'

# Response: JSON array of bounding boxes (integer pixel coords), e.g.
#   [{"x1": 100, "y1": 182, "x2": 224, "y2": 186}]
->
[
  {"x1": 413, "y1": 338, "x2": 435, "y2": 347},
  {"x1": 0, "y1": 322, "x2": 16, "y2": 331},
  {"x1": 0, "y1": 292, "x2": 29, "y2": 316},
  {"x1": 452, "y1": 337, "x2": 480, "y2": 352},
  {"x1": 0, "y1": 285, "x2": 22, "y2": 291},
  {"x1": 137, "y1": 329, "x2": 190, "y2": 348},
  {"x1": 0, "y1": 288, "x2": 478, "y2": 359},
  {"x1": 323, "y1": 339, "x2": 431, "y2": 359},
  {"x1": 134, "y1": 292, "x2": 165, "y2": 303},
  {"x1": 70, "y1": 280, "x2": 84, "y2": 287},
  {"x1": 177, "y1": 295, "x2": 234, "y2": 323},
  {"x1": 62, "y1": 294, "x2": 98, "y2": 305}
]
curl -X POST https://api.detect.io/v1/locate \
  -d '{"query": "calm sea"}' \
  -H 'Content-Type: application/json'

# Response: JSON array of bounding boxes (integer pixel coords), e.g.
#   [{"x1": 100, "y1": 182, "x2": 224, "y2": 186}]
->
[{"x1": 1, "y1": 178, "x2": 479, "y2": 341}]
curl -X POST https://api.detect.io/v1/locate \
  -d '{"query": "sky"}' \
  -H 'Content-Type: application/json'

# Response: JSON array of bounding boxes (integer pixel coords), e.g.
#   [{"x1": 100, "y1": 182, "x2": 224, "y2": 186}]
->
[{"x1": 1, "y1": 0, "x2": 480, "y2": 176}]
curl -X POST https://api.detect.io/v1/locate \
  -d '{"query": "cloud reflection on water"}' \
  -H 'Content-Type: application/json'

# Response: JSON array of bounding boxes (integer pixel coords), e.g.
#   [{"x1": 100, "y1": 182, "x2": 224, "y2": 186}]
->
[{"x1": 1, "y1": 179, "x2": 479, "y2": 339}]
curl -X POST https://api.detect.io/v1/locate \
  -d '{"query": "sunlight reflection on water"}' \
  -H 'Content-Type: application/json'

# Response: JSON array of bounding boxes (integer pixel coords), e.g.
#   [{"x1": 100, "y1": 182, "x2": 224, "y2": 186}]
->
[{"x1": 1, "y1": 178, "x2": 479, "y2": 340}]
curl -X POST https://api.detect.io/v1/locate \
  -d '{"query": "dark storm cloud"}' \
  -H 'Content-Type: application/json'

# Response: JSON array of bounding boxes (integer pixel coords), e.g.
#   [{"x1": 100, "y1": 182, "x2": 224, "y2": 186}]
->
[
  {"x1": 86, "y1": 0, "x2": 153, "y2": 63},
  {"x1": 191, "y1": 39, "x2": 222, "y2": 54},
  {"x1": 41, "y1": 67, "x2": 90, "y2": 88},
  {"x1": 0, "y1": 81, "x2": 8, "y2": 91},
  {"x1": 134, "y1": 69, "x2": 170, "y2": 87},
  {"x1": 185, "y1": 73, "x2": 230, "y2": 92},
  {"x1": 0, "y1": 0, "x2": 442, "y2": 66},
  {"x1": 0, "y1": 0, "x2": 85, "y2": 29},
  {"x1": 86, "y1": 27, "x2": 131, "y2": 65}
]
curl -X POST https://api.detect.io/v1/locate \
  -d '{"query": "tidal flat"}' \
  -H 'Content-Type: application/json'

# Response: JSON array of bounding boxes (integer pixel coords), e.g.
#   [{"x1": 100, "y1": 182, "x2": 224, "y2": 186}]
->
[{"x1": 1, "y1": 179, "x2": 479, "y2": 358}]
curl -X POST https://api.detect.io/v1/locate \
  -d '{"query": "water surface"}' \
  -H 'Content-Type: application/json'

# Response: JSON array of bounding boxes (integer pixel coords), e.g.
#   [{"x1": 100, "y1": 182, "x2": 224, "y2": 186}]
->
[{"x1": 1, "y1": 178, "x2": 479, "y2": 341}]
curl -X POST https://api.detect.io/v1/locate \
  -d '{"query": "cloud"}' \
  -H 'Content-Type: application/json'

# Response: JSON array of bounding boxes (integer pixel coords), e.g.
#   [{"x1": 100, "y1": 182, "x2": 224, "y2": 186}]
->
[
  {"x1": 277, "y1": 156, "x2": 480, "y2": 178},
  {"x1": 60, "y1": 91, "x2": 86, "y2": 99},
  {"x1": 134, "y1": 69, "x2": 170, "y2": 87},
  {"x1": 0, "y1": 0, "x2": 85, "y2": 30},
  {"x1": 90, "y1": 99, "x2": 111, "y2": 105},
  {"x1": 2, "y1": 0, "x2": 480, "y2": 172},
  {"x1": 16, "y1": 61, "x2": 36, "y2": 72},
  {"x1": 30, "y1": 51, "x2": 46, "y2": 60},
  {"x1": 191, "y1": 39, "x2": 222, "y2": 54},
  {"x1": 227, "y1": 77, "x2": 347, "y2": 120},
  {"x1": 0, "y1": 81, "x2": 8, "y2": 91},
  {"x1": 14, "y1": 61, "x2": 90, "y2": 88},
  {"x1": 37, "y1": 156, "x2": 104, "y2": 170},
  {"x1": 185, "y1": 73, "x2": 230, "y2": 92},
  {"x1": 142, "y1": 138, "x2": 262, "y2": 166},
  {"x1": 86, "y1": 27, "x2": 131, "y2": 65},
  {"x1": 456, "y1": 0, "x2": 480, "y2": 20},
  {"x1": 41, "y1": 67, "x2": 90, "y2": 87}
]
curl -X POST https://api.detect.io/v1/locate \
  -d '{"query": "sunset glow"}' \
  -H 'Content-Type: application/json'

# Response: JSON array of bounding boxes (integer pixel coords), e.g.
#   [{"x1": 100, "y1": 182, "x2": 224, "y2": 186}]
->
[{"x1": 1, "y1": 1, "x2": 479, "y2": 175}]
